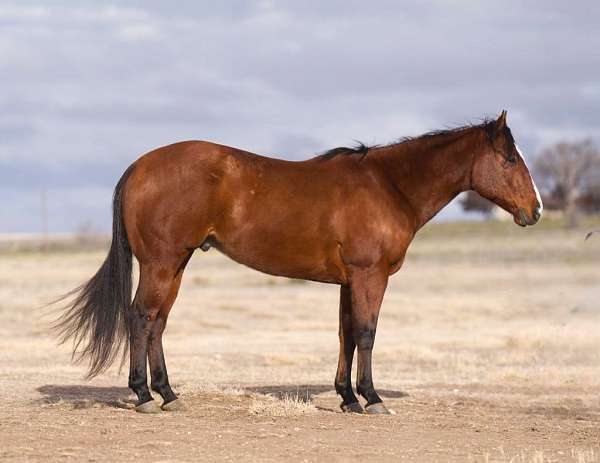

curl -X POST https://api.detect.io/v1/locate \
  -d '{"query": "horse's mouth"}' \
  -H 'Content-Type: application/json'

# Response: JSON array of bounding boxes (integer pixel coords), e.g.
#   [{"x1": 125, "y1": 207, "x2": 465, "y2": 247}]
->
[
  {"x1": 516, "y1": 209, "x2": 528, "y2": 227},
  {"x1": 514, "y1": 208, "x2": 537, "y2": 227}
]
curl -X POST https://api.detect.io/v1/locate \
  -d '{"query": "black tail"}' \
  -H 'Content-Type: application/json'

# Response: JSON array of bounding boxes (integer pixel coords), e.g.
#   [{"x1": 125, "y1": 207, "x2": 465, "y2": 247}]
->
[{"x1": 55, "y1": 164, "x2": 135, "y2": 378}]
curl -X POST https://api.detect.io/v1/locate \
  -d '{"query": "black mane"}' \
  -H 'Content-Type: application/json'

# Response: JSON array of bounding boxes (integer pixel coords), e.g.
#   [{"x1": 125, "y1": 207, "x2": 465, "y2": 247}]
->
[
  {"x1": 317, "y1": 118, "x2": 496, "y2": 160},
  {"x1": 318, "y1": 142, "x2": 371, "y2": 160},
  {"x1": 396, "y1": 118, "x2": 495, "y2": 144}
]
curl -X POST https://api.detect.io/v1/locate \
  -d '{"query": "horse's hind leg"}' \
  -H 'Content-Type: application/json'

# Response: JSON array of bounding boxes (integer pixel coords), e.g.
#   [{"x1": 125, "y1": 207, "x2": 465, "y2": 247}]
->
[
  {"x1": 148, "y1": 259, "x2": 190, "y2": 411},
  {"x1": 129, "y1": 258, "x2": 184, "y2": 413}
]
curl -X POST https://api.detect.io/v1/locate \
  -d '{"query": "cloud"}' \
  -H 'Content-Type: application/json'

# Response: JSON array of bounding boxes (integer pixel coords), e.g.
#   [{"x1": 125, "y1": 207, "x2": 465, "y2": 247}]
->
[{"x1": 0, "y1": 0, "x2": 598, "y2": 231}]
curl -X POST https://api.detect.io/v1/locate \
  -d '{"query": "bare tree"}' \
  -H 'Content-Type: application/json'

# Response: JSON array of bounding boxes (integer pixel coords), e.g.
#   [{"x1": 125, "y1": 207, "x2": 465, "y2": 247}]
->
[{"x1": 534, "y1": 139, "x2": 600, "y2": 227}]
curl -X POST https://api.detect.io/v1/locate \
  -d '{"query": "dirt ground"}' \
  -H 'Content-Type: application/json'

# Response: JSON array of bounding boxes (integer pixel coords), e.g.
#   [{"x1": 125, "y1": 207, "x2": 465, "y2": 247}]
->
[{"x1": 1, "y1": 220, "x2": 600, "y2": 462}]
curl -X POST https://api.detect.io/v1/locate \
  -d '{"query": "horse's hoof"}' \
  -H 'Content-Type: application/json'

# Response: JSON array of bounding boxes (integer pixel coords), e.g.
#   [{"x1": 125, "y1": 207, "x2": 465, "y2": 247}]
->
[
  {"x1": 135, "y1": 400, "x2": 162, "y2": 414},
  {"x1": 340, "y1": 401, "x2": 364, "y2": 413},
  {"x1": 365, "y1": 402, "x2": 392, "y2": 415},
  {"x1": 161, "y1": 398, "x2": 186, "y2": 412}
]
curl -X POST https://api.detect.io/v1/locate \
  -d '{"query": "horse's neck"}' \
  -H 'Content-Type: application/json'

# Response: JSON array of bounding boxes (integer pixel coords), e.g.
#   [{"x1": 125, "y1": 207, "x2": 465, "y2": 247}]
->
[{"x1": 372, "y1": 129, "x2": 483, "y2": 229}]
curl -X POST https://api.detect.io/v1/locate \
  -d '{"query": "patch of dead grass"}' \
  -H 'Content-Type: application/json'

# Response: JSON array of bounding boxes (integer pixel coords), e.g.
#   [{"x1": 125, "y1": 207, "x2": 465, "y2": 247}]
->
[
  {"x1": 248, "y1": 393, "x2": 317, "y2": 417},
  {"x1": 176, "y1": 382, "x2": 246, "y2": 396}
]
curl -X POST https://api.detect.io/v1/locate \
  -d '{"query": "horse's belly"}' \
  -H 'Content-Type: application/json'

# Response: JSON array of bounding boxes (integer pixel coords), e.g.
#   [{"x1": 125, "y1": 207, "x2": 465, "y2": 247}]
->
[{"x1": 210, "y1": 233, "x2": 345, "y2": 284}]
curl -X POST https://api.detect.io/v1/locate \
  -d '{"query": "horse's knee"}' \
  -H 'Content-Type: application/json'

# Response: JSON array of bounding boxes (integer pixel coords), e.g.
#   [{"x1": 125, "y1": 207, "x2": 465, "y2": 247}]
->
[{"x1": 355, "y1": 327, "x2": 376, "y2": 351}]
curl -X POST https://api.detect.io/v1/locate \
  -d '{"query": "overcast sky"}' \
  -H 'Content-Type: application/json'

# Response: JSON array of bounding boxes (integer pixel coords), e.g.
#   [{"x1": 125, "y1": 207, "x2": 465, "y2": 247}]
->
[{"x1": 1, "y1": 1, "x2": 599, "y2": 233}]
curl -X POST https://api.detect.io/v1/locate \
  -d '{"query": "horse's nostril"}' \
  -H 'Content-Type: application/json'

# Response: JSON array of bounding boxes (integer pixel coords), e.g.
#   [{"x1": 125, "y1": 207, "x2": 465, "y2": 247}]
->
[{"x1": 533, "y1": 207, "x2": 542, "y2": 222}]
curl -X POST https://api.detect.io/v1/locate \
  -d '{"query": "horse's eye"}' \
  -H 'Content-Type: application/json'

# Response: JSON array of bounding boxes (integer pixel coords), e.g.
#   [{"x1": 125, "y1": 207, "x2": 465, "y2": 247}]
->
[{"x1": 507, "y1": 155, "x2": 517, "y2": 165}]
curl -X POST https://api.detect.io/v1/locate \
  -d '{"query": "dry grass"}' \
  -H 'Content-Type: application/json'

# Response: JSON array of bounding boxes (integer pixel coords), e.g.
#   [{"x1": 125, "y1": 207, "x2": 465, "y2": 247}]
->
[
  {"x1": 176, "y1": 382, "x2": 247, "y2": 397},
  {"x1": 248, "y1": 392, "x2": 317, "y2": 417},
  {"x1": 472, "y1": 448, "x2": 600, "y2": 463},
  {"x1": 1, "y1": 218, "x2": 599, "y2": 461}
]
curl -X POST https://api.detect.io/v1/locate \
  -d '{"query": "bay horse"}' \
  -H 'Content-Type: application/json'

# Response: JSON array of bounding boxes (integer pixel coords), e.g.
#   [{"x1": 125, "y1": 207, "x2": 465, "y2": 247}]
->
[{"x1": 56, "y1": 111, "x2": 542, "y2": 414}]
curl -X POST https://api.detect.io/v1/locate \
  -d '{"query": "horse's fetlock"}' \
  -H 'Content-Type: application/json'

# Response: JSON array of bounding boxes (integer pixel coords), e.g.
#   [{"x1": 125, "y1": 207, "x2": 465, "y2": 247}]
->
[
  {"x1": 150, "y1": 382, "x2": 164, "y2": 393},
  {"x1": 334, "y1": 379, "x2": 348, "y2": 395},
  {"x1": 356, "y1": 377, "x2": 372, "y2": 396},
  {"x1": 150, "y1": 370, "x2": 167, "y2": 389},
  {"x1": 129, "y1": 380, "x2": 149, "y2": 396}
]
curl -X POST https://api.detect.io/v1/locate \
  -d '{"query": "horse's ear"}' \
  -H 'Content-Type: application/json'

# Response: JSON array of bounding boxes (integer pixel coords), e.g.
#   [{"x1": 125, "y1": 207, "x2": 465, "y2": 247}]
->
[{"x1": 496, "y1": 110, "x2": 507, "y2": 130}]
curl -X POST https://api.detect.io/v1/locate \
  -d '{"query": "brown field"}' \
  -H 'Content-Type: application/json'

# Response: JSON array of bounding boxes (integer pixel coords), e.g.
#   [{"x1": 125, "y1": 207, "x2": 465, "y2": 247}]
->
[{"x1": 1, "y1": 219, "x2": 600, "y2": 462}]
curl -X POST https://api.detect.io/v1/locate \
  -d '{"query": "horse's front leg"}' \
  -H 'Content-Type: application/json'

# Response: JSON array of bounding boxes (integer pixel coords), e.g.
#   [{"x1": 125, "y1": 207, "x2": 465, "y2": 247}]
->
[
  {"x1": 335, "y1": 284, "x2": 363, "y2": 413},
  {"x1": 349, "y1": 265, "x2": 390, "y2": 414}
]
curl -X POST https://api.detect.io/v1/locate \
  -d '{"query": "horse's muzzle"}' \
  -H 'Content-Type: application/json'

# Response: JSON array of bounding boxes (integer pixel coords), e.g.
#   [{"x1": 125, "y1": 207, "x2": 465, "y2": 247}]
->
[{"x1": 515, "y1": 207, "x2": 541, "y2": 227}]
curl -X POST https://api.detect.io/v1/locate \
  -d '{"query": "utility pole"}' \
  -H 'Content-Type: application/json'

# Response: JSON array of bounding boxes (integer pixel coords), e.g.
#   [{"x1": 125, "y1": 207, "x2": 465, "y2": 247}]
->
[{"x1": 41, "y1": 189, "x2": 48, "y2": 252}]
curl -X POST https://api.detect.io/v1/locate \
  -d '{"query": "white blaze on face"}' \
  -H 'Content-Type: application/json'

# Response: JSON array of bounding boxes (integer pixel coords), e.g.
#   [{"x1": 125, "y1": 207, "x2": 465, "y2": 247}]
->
[{"x1": 515, "y1": 144, "x2": 543, "y2": 215}]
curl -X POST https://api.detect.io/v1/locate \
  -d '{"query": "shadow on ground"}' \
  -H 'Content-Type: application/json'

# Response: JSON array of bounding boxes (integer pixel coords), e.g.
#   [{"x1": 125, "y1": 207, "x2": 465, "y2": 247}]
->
[
  {"x1": 246, "y1": 384, "x2": 409, "y2": 401},
  {"x1": 37, "y1": 384, "x2": 134, "y2": 409},
  {"x1": 36, "y1": 383, "x2": 409, "y2": 412}
]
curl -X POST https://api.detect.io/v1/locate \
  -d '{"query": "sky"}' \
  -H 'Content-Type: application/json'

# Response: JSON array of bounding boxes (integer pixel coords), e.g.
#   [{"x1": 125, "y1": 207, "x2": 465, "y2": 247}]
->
[{"x1": 1, "y1": 0, "x2": 599, "y2": 233}]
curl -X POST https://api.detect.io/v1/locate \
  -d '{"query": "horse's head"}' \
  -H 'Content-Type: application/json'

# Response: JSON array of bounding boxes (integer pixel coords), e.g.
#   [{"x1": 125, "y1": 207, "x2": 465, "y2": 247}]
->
[{"x1": 472, "y1": 111, "x2": 543, "y2": 226}]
